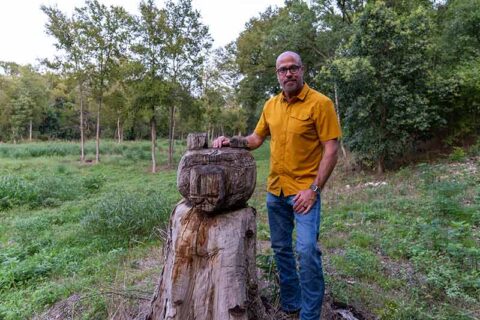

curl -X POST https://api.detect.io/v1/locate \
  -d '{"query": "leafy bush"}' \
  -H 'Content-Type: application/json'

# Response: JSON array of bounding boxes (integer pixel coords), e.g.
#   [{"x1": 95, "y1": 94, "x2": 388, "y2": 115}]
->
[
  {"x1": 449, "y1": 147, "x2": 467, "y2": 162},
  {"x1": 81, "y1": 191, "x2": 170, "y2": 244}
]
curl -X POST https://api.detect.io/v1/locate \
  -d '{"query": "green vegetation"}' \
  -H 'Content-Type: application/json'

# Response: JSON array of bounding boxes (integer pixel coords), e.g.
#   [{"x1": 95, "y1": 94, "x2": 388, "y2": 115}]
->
[
  {"x1": 318, "y1": 156, "x2": 480, "y2": 319},
  {"x1": 0, "y1": 140, "x2": 181, "y2": 319}
]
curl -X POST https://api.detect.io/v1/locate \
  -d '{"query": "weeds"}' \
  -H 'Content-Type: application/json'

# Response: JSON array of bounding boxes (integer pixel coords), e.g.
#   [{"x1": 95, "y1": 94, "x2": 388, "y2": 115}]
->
[
  {"x1": 0, "y1": 173, "x2": 105, "y2": 210},
  {"x1": 81, "y1": 191, "x2": 170, "y2": 244}
]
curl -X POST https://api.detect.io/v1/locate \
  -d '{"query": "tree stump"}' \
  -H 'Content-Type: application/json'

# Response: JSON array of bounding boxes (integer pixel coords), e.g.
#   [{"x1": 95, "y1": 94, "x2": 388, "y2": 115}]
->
[{"x1": 146, "y1": 133, "x2": 269, "y2": 320}]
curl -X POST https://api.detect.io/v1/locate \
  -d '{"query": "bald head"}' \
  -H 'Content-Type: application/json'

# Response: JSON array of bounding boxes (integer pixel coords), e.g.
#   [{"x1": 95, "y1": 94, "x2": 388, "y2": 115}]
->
[{"x1": 276, "y1": 51, "x2": 303, "y2": 68}]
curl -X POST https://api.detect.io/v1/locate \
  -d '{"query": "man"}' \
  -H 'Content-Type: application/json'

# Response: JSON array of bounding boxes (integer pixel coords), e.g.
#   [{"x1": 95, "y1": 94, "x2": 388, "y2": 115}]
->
[{"x1": 213, "y1": 51, "x2": 341, "y2": 320}]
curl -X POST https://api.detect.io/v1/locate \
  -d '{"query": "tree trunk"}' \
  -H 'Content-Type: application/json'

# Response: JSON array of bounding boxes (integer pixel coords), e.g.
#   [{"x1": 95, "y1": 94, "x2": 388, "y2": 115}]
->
[
  {"x1": 79, "y1": 83, "x2": 85, "y2": 162},
  {"x1": 377, "y1": 155, "x2": 385, "y2": 174},
  {"x1": 168, "y1": 105, "x2": 176, "y2": 169},
  {"x1": 95, "y1": 97, "x2": 102, "y2": 164},
  {"x1": 117, "y1": 116, "x2": 122, "y2": 144},
  {"x1": 29, "y1": 120, "x2": 32, "y2": 141},
  {"x1": 334, "y1": 83, "x2": 347, "y2": 160},
  {"x1": 151, "y1": 116, "x2": 157, "y2": 173},
  {"x1": 146, "y1": 201, "x2": 269, "y2": 320}
]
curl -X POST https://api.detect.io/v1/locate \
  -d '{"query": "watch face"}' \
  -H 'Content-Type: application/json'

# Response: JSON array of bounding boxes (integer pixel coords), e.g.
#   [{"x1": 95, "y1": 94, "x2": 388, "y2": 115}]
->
[{"x1": 310, "y1": 184, "x2": 318, "y2": 192}]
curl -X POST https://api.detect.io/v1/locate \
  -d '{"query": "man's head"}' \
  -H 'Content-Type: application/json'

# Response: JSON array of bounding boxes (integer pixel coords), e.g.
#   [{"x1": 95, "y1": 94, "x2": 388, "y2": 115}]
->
[{"x1": 276, "y1": 51, "x2": 304, "y2": 97}]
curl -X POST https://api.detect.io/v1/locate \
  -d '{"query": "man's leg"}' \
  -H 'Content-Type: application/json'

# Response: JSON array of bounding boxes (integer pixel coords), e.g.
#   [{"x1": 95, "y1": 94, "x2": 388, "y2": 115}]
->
[
  {"x1": 293, "y1": 195, "x2": 324, "y2": 320},
  {"x1": 266, "y1": 192, "x2": 301, "y2": 313}
]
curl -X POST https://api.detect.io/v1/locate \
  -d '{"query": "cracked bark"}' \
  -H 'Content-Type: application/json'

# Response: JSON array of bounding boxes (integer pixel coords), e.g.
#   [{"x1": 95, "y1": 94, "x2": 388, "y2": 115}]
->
[{"x1": 146, "y1": 202, "x2": 268, "y2": 320}]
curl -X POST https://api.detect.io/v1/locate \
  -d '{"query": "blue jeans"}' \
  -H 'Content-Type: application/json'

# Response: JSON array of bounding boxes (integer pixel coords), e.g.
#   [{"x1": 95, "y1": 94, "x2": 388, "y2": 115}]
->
[{"x1": 266, "y1": 192, "x2": 325, "y2": 320}]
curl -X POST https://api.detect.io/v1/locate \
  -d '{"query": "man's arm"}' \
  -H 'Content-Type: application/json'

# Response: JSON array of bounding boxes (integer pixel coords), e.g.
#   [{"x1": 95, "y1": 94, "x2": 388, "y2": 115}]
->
[
  {"x1": 212, "y1": 133, "x2": 265, "y2": 150},
  {"x1": 293, "y1": 139, "x2": 339, "y2": 214}
]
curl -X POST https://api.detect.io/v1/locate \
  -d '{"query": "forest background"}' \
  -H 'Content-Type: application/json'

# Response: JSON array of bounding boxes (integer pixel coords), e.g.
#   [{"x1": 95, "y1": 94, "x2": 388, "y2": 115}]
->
[{"x1": 1, "y1": 0, "x2": 479, "y2": 172}]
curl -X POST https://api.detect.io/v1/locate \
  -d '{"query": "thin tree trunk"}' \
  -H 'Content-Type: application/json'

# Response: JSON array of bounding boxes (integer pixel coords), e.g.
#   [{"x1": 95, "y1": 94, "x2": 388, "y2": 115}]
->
[
  {"x1": 29, "y1": 120, "x2": 32, "y2": 141},
  {"x1": 168, "y1": 105, "x2": 176, "y2": 168},
  {"x1": 117, "y1": 116, "x2": 122, "y2": 144},
  {"x1": 377, "y1": 155, "x2": 385, "y2": 174},
  {"x1": 95, "y1": 97, "x2": 102, "y2": 164},
  {"x1": 334, "y1": 83, "x2": 347, "y2": 159},
  {"x1": 79, "y1": 83, "x2": 85, "y2": 162},
  {"x1": 151, "y1": 116, "x2": 157, "y2": 173}
]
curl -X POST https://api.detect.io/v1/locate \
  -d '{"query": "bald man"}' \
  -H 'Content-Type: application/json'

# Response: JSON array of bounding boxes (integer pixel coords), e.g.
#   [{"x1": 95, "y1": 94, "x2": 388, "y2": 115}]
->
[{"x1": 214, "y1": 51, "x2": 341, "y2": 320}]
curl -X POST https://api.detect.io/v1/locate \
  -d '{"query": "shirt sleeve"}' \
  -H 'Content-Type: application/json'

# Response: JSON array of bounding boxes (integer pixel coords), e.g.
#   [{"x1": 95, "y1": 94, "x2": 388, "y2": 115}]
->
[
  {"x1": 315, "y1": 98, "x2": 342, "y2": 142},
  {"x1": 254, "y1": 105, "x2": 270, "y2": 138}
]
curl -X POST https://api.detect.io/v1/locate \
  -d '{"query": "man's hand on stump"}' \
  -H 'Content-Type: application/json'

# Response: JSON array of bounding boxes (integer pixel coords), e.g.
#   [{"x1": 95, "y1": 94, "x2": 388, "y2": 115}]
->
[{"x1": 213, "y1": 136, "x2": 230, "y2": 148}]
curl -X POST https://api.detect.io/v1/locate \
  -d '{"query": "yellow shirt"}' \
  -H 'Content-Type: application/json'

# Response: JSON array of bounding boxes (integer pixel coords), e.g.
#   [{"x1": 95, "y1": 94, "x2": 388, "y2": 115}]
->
[{"x1": 254, "y1": 83, "x2": 342, "y2": 196}]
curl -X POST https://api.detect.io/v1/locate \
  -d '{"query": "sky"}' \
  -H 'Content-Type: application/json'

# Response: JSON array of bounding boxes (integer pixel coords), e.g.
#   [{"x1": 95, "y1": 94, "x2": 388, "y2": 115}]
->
[{"x1": 0, "y1": 0, "x2": 285, "y2": 66}]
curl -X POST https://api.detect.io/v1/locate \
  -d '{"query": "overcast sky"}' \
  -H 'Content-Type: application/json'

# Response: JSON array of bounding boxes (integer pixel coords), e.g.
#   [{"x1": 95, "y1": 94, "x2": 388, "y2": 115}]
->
[{"x1": 0, "y1": 0, "x2": 285, "y2": 66}]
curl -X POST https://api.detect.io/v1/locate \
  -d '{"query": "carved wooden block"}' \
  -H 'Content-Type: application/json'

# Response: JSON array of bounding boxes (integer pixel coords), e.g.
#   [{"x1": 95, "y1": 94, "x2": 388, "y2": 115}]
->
[{"x1": 177, "y1": 148, "x2": 256, "y2": 213}]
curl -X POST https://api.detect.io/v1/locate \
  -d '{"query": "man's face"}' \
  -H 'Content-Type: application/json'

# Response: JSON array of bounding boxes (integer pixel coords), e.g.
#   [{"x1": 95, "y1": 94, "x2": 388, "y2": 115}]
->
[{"x1": 276, "y1": 54, "x2": 304, "y2": 96}]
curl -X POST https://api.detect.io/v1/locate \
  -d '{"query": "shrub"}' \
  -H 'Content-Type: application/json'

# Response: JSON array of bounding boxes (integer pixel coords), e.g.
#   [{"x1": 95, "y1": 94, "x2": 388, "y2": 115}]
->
[{"x1": 449, "y1": 147, "x2": 466, "y2": 162}]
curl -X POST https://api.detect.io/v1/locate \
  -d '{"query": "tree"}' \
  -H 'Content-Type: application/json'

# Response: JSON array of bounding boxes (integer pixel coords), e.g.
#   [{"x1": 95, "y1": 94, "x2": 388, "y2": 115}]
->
[
  {"x1": 0, "y1": 64, "x2": 49, "y2": 142},
  {"x1": 18, "y1": 66, "x2": 49, "y2": 141},
  {"x1": 236, "y1": 1, "x2": 321, "y2": 131},
  {"x1": 332, "y1": 2, "x2": 440, "y2": 172},
  {"x1": 75, "y1": 0, "x2": 131, "y2": 163},
  {"x1": 162, "y1": 0, "x2": 212, "y2": 168},
  {"x1": 10, "y1": 90, "x2": 34, "y2": 143},
  {"x1": 431, "y1": 0, "x2": 480, "y2": 142},
  {"x1": 130, "y1": 0, "x2": 169, "y2": 172},
  {"x1": 42, "y1": 5, "x2": 91, "y2": 161}
]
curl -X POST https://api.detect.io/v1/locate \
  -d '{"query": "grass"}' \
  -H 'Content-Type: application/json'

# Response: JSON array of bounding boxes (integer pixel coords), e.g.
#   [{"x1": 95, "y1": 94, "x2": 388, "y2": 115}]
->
[
  {"x1": 1, "y1": 139, "x2": 479, "y2": 319},
  {"x1": 316, "y1": 154, "x2": 480, "y2": 319},
  {"x1": 0, "y1": 139, "x2": 182, "y2": 319}
]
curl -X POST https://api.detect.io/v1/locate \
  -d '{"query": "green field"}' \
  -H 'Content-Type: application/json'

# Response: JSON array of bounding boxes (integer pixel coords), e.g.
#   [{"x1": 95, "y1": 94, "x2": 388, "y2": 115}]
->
[{"x1": 0, "y1": 140, "x2": 479, "y2": 319}]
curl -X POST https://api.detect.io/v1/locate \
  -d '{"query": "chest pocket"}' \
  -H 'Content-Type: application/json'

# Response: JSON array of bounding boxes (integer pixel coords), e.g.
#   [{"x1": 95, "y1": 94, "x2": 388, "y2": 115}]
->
[{"x1": 288, "y1": 112, "x2": 314, "y2": 135}]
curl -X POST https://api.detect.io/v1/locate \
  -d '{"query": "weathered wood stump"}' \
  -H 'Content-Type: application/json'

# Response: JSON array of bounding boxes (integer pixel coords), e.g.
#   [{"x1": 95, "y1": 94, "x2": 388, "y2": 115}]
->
[{"x1": 146, "y1": 133, "x2": 269, "y2": 320}]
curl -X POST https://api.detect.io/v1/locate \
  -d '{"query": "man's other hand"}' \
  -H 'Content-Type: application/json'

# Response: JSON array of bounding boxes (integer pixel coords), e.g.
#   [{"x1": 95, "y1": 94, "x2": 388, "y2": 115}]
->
[
  {"x1": 212, "y1": 136, "x2": 230, "y2": 148},
  {"x1": 293, "y1": 189, "x2": 317, "y2": 214}
]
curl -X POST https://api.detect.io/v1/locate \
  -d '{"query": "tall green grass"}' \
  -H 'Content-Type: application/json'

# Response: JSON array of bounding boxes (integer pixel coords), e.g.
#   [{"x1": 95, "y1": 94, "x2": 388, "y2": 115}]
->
[{"x1": 0, "y1": 173, "x2": 104, "y2": 210}]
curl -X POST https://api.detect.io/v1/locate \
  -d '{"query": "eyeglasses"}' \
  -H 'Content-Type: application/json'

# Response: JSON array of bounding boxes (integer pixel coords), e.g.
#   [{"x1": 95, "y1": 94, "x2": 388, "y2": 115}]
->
[{"x1": 276, "y1": 65, "x2": 302, "y2": 76}]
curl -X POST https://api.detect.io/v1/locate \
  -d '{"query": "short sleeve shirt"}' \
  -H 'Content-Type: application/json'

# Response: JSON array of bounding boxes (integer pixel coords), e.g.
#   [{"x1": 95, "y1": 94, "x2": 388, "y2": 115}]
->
[{"x1": 254, "y1": 83, "x2": 342, "y2": 196}]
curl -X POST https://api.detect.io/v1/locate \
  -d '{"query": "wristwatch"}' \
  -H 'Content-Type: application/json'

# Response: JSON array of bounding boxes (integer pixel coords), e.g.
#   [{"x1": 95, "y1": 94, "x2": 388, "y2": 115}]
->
[{"x1": 310, "y1": 184, "x2": 321, "y2": 193}]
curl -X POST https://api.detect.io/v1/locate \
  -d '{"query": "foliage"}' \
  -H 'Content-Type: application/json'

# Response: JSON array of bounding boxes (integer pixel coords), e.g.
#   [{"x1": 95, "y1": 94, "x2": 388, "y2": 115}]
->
[
  {"x1": 331, "y1": 2, "x2": 441, "y2": 171},
  {"x1": 236, "y1": 0, "x2": 321, "y2": 130}
]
